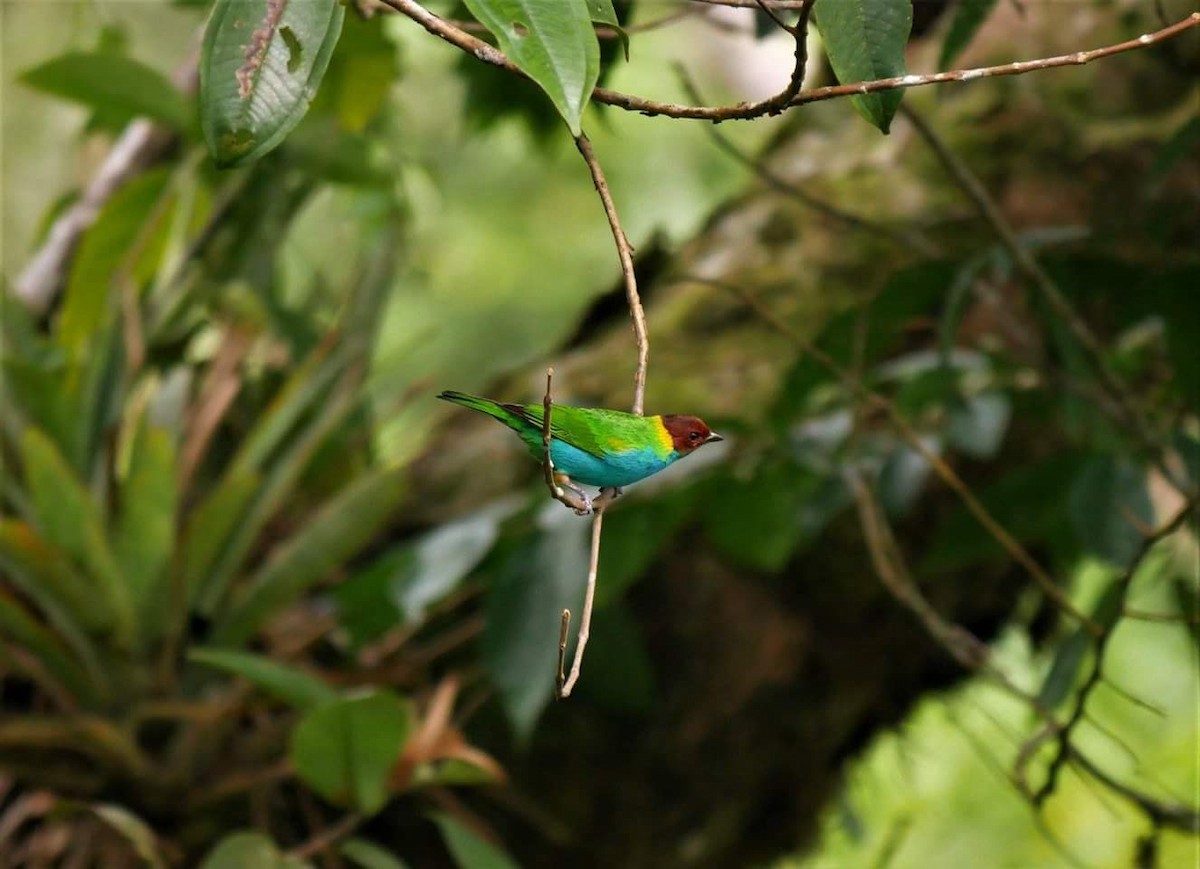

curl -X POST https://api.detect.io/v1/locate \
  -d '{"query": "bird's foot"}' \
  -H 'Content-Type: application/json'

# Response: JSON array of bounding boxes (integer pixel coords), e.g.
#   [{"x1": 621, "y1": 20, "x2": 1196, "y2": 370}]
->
[{"x1": 560, "y1": 479, "x2": 593, "y2": 515}]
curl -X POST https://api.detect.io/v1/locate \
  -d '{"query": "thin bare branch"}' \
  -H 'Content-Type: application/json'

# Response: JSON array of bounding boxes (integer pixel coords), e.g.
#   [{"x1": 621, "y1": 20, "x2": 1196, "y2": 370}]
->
[
  {"x1": 379, "y1": 2, "x2": 1199, "y2": 123},
  {"x1": 557, "y1": 506, "x2": 605, "y2": 699},
  {"x1": 573, "y1": 135, "x2": 647, "y2": 416},
  {"x1": 677, "y1": 68, "x2": 940, "y2": 256},
  {"x1": 542, "y1": 368, "x2": 593, "y2": 514}
]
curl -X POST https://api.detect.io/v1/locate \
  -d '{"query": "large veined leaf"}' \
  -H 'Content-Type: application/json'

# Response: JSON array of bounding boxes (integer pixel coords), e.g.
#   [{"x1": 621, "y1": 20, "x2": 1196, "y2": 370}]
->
[
  {"x1": 200, "y1": 0, "x2": 346, "y2": 167},
  {"x1": 19, "y1": 52, "x2": 191, "y2": 131},
  {"x1": 813, "y1": 0, "x2": 913, "y2": 133},
  {"x1": 290, "y1": 690, "x2": 411, "y2": 814},
  {"x1": 462, "y1": 0, "x2": 599, "y2": 136}
]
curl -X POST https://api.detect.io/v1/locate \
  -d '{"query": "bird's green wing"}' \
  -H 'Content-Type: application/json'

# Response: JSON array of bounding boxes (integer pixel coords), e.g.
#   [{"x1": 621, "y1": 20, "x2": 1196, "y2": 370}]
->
[{"x1": 511, "y1": 404, "x2": 655, "y2": 459}]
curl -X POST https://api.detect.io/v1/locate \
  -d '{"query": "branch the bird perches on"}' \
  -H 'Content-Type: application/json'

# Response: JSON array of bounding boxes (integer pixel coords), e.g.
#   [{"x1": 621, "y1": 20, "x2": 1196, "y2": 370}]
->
[{"x1": 542, "y1": 368, "x2": 619, "y2": 699}]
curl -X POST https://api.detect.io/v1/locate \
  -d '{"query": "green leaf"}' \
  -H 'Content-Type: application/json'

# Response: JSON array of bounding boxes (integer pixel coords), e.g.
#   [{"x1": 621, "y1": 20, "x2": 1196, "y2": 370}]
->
[
  {"x1": 0, "y1": 517, "x2": 109, "y2": 636},
  {"x1": 19, "y1": 428, "x2": 134, "y2": 647},
  {"x1": 340, "y1": 839, "x2": 409, "y2": 869},
  {"x1": 91, "y1": 804, "x2": 166, "y2": 869},
  {"x1": 431, "y1": 813, "x2": 521, "y2": 869},
  {"x1": 946, "y1": 392, "x2": 1011, "y2": 460},
  {"x1": 199, "y1": 831, "x2": 301, "y2": 869},
  {"x1": 59, "y1": 169, "x2": 172, "y2": 358},
  {"x1": 484, "y1": 516, "x2": 590, "y2": 740},
  {"x1": 182, "y1": 471, "x2": 261, "y2": 607},
  {"x1": 461, "y1": 0, "x2": 600, "y2": 136},
  {"x1": 114, "y1": 419, "x2": 177, "y2": 636},
  {"x1": 200, "y1": 0, "x2": 346, "y2": 167},
  {"x1": 19, "y1": 52, "x2": 191, "y2": 131},
  {"x1": 310, "y1": 11, "x2": 402, "y2": 134},
  {"x1": 813, "y1": 0, "x2": 912, "y2": 133},
  {"x1": 1174, "y1": 430, "x2": 1200, "y2": 489},
  {"x1": 587, "y1": 0, "x2": 628, "y2": 60},
  {"x1": 1036, "y1": 628, "x2": 1090, "y2": 710},
  {"x1": 290, "y1": 690, "x2": 412, "y2": 814},
  {"x1": 938, "y1": 0, "x2": 998, "y2": 69},
  {"x1": 1068, "y1": 456, "x2": 1153, "y2": 568},
  {"x1": 214, "y1": 468, "x2": 407, "y2": 646},
  {"x1": 188, "y1": 648, "x2": 337, "y2": 710},
  {"x1": 0, "y1": 590, "x2": 96, "y2": 705},
  {"x1": 878, "y1": 439, "x2": 937, "y2": 518}
]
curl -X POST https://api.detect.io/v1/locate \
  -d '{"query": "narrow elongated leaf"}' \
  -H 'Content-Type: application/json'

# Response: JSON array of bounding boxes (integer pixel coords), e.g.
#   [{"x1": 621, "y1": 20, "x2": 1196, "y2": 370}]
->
[
  {"x1": 189, "y1": 648, "x2": 336, "y2": 710},
  {"x1": 59, "y1": 169, "x2": 172, "y2": 357},
  {"x1": 938, "y1": 0, "x2": 998, "y2": 69},
  {"x1": 0, "y1": 590, "x2": 96, "y2": 704},
  {"x1": 431, "y1": 813, "x2": 521, "y2": 869},
  {"x1": 462, "y1": 0, "x2": 599, "y2": 135},
  {"x1": 340, "y1": 839, "x2": 409, "y2": 869},
  {"x1": 200, "y1": 0, "x2": 346, "y2": 167},
  {"x1": 183, "y1": 471, "x2": 261, "y2": 607},
  {"x1": 1036, "y1": 628, "x2": 1090, "y2": 710},
  {"x1": 0, "y1": 518, "x2": 109, "y2": 635},
  {"x1": 91, "y1": 804, "x2": 166, "y2": 869},
  {"x1": 213, "y1": 468, "x2": 407, "y2": 646},
  {"x1": 19, "y1": 429, "x2": 134, "y2": 647},
  {"x1": 290, "y1": 691, "x2": 411, "y2": 814},
  {"x1": 20, "y1": 52, "x2": 191, "y2": 131},
  {"x1": 813, "y1": 0, "x2": 912, "y2": 133},
  {"x1": 114, "y1": 419, "x2": 177, "y2": 636},
  {"x1": 1068, "y1": 456, "x2": 1153, "y2": 568}
]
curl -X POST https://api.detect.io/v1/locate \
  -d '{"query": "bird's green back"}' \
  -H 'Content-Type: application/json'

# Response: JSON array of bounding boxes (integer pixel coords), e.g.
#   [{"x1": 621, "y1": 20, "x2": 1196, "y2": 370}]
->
[
  {"x1": 438, "y1": 391, "x2": 671, "y2": 459},
  {"x1": 514, "y1": 403, "x2": 672, "y2": 459}
]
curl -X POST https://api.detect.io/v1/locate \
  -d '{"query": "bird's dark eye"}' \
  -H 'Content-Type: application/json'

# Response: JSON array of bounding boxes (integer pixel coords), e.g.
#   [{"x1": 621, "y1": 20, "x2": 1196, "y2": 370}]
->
[{"x1": 689, "y1": 431, "x2": 701, "y2": 441}]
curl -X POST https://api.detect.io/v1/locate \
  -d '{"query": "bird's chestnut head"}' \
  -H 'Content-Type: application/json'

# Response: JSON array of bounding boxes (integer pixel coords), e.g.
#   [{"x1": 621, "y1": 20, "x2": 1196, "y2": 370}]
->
[{"x1": 662, "y1": 415, "x2": 723, "y2": 454}]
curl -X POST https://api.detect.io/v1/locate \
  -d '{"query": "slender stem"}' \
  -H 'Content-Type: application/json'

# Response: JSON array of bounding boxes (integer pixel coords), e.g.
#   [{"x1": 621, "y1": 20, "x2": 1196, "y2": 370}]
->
[
  {"x1": 574, "y1": 134, "x2": 647, "y2": 416},
  {"x1": 379, "y1": 0, "x2": 1199, "y2": 124},
  {"x1": 558, "y1": 506, "x2": 605, "y2": 699},
  {"x1": 541, "y1": 368, "x2": 591, "y2": 514}
]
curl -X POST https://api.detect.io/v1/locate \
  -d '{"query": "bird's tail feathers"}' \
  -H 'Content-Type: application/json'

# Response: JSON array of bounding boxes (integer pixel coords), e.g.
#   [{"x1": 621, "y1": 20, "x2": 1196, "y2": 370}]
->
[{"x1": 437, "y1": 390, "x2": 525, "y2": 427}]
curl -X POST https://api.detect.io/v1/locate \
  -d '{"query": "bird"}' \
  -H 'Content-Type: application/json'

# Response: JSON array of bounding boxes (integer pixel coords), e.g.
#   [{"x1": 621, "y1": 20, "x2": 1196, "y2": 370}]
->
[{"x1": 437, "y1": 390, "x2": 723, "y2": 511}]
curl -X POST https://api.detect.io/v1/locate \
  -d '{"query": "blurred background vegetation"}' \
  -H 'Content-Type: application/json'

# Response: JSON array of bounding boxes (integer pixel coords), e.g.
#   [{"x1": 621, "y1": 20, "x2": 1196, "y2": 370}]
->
[{"x1": 1, "y1": 0, "x2": 1197, "y2": 866}]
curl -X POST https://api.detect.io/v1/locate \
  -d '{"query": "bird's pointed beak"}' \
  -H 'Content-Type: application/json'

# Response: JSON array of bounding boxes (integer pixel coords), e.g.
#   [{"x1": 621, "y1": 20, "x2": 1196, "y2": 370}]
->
[{"x1": 706, "y1": 432, "x2": 724, "y2": 443}]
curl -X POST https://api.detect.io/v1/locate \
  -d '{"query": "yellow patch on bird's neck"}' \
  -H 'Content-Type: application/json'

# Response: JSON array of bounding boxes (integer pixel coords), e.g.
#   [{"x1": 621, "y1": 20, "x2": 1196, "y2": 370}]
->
[{"x1": 653, "y1": 416, "x2": 674, "y2": 454}]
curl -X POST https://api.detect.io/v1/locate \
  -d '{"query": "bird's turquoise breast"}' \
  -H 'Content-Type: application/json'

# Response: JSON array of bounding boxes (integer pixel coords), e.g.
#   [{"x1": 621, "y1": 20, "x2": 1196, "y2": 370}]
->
[{"x1": 549, "y1": 439, "x2": 677, "y2": 488}]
